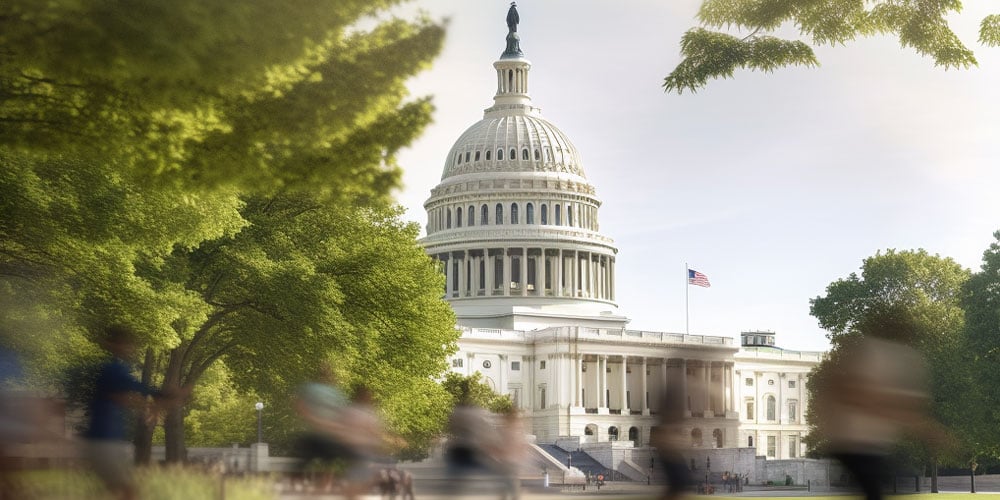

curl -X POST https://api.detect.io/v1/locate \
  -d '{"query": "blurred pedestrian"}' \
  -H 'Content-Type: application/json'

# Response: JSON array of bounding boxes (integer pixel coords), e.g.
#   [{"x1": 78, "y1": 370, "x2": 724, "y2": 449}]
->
[
  {"x1": 819, "y1": 335, "x2": 950, "y2": 500},
  {"x1": 81, "y1": 325, "x2": 184, "y2": 500},
  {"x1": 651, "y1": 389, "x2": 689, "y2": 500}
]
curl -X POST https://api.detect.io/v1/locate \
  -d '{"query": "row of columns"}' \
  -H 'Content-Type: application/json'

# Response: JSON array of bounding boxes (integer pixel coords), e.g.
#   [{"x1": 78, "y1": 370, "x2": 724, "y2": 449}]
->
[
  {"x1": 552, "y1": 355, "x2": 736, "y2": 415},
  {"x1": 438, "y1": 248, "x2": 615, "y2": 301}
]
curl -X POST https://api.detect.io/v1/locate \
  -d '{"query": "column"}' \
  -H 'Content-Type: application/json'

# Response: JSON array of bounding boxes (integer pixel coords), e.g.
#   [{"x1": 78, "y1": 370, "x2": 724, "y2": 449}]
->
[
  {"x1": 575, "y1": 354, "x2": 582, "y2": 406},
  {"x1": 535, "y1": 250, "x2": 544, "y2": 296},
  {"x1": 484, "y1": 249, "x2": 493, "y2": 295},
  {"x1": 723, "y1": 363, "x2": 730, "y2": 413},
  {"x1": 641, "y1": 357, "x2": 648, "y2": 414},
  {"x1": 609, "y1": 259, "x2": 615, "y2": 300},
  {"x1": 680, "y1": 359, "x2": 688, "y2": 413},
  {"x1": 660, "y1": 359, "x2": 668, "y2": 412},
  {"x1": 599, "y1": 355, "x2": 608, "y2": 408},
  {"x1": 572, "y1": 250, "x2": 579, "y2": 296},
  {"x1": 457, "y1": 251, "x2": 466, "y2": 297},
  {"x1": 703, "y1": 361, "x2": 711, "y2": 414},
  {"x1": 444, "y1": 254, "x2": 453, "y2": 297},
  {"x1": 503, "y1": 249, "x2": 511, "y2": 296},
  {"x1": 621, "y1": 356, "x2": 628, "y2": 412},
  {"x1": 555, "y1": 249, "x2": 563, "y2": 297},
  {"x1": 521, "y1": 247, "x2": 528, "y2": 296},
  {"x1": 499, "y1": 354, "x2": 508, "y2": 396}
]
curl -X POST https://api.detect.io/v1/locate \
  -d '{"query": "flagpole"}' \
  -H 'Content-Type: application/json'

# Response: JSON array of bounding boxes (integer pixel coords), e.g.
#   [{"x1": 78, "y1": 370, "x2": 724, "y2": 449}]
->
[{"x1": 685, "y1": 262, "x2": 689, "y2": 335}]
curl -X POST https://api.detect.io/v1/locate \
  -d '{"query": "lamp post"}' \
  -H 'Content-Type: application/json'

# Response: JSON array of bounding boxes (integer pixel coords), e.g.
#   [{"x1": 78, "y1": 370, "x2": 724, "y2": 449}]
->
[{"x1": 255, "y1": 402, "x2": 264, "y2": 443}]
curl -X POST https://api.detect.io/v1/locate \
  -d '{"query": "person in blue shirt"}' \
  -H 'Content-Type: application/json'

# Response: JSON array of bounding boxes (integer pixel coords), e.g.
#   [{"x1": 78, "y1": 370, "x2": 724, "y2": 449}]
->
[{"x1": 82, "y1": 325, "x2": 181, "y2": 500}]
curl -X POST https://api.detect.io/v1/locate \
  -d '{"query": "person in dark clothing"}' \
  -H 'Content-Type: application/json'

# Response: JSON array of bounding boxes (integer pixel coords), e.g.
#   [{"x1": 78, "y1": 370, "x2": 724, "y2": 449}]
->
[{"x1": 82, "y1": 325, "x2": 181, "y2": 500}]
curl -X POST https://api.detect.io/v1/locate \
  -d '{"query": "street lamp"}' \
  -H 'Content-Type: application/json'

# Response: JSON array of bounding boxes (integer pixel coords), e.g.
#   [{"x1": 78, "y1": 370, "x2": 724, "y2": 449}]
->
[{"x1": 255, "y1": 402, "x2": 264, "y2": 443}]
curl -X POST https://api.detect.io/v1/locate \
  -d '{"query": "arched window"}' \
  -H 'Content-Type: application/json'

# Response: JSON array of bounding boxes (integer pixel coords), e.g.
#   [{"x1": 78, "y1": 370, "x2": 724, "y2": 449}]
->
[
  {"x1": 567, "y1": 205, "x2": 574, "y2": 226},
  {"x1": 766, "y1": 395, "x2": 776, "y2": 421},
  {"x1": 474, "y1": 151, "x2": 480, "y2": 161},
  {"x1": 497, "y1": 149, "x2": 504, "y2": 160},
  {"x1": 511, "y1": 203, "x2": 519, "y2": 224},
  {"x1": 526, "y1": 203, "x2": 534, "y2": 224},
  {"x1": 446, "y1": 209, "x2": 452, "y2": 229},
  {"x1": 534, "y1": 149, "x2": 540, "y2": 160},
  {"x1": 481, "y1": 204, "x2": 489, "y2": 225},
  {"x1": 522, "y1": 148, "x2": 529, "y2": 160},
  {"x1": 465, "y1": 152, "x2": 470, "y2": 162},
  {"x1": 541, "y1": 204, "x2": 548, "y2": 224},
  {"x1": 508, "y1": 69, "x2": 513, "y2": 90},
  {"x1": 456, "y1": 207, "x2": 462, "y2": 228},
  {"x1": 584, "y1": 424, "x2": 597, "y2": 436},
  {"x1": 486, "y1": 150, "x2": 491, "y2": 161},
  {"x1": 468, "y1": 206, "x2": 475, "y2": 227},
  {"x1": 495, "y1": 203, "x2": 504, "y2": 225},
  {"x1": 509, "y1": 148, "x2": 516, "y2": 160},
  {"x1": 628, "y1": 426, "x2": 639, "y2": 445},
  {"x1": 713, "y1": 429, "x2": 723, "y2": 448},
  {"x1": 608, "y1": 426, "x2": 619, "y2": 442},
  {"x1": 456, "y1": 153, "x2": 462, "y2": 164},
  {"x1": 555, "y1": 205, "x2": 562, "y2": 225},
  {"x1": 691, "y1": 428, "x2": 703, "y2": 447}
]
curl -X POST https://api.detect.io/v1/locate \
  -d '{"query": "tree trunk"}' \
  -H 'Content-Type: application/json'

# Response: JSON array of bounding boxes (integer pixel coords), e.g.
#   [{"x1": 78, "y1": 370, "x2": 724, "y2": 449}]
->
[
  {"x1": 133, "y1": 348, "x2": 157, "y2": 465},
  {"x1": 164, "y1": 406, "x2": 187, "y2": 463},
  {"x1": 931, "y1": 460, "x2": 938, "y2": 493}
]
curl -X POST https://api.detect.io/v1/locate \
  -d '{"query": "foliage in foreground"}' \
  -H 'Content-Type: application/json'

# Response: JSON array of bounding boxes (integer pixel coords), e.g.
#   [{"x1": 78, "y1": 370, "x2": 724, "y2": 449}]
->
[{"x1": 664, "y1": 0, "x2": 1000, "y2": 93}]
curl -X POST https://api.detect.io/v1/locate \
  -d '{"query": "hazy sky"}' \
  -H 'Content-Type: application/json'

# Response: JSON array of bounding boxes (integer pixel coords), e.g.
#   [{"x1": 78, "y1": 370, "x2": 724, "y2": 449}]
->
[{"x1": 391, "y1": 1, "x2": 1000, "y2": 352}]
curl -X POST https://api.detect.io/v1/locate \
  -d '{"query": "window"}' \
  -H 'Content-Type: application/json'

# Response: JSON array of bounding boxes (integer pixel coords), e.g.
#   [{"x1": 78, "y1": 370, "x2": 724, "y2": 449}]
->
[
  {"x1": 767, "y1": 436, "x2": 776, "y2": 457},
  {"x1": 691, "y1": 428, "x2": 703, "y2": 447},
  {"x1": 788, "y1": 400, "x2": 798, "y2": 421},
  {"x1": 494, "y1": 259, "x2": 503, "y2": 289},
  {"x1": 522, "y1": 148, "x2": 529, "y2": 160},
  {"x1": 789, "y1": 380, "x2": 796, "y2": 388},
  {"x1": 534, "y1": 149, "x2": 540, "y2": 160},
  {"x1": 511, "y1": 361, "x2": 521, "y2": 371},
  {"x1": 745, "y1": 378, "x2": 753, "y2": 386},
  {"x1": 539, "y1": 387, "x2": 546, "y2": 409},
  {"x1": 486, "y1": 150, "x2": 491, "y2": 161},
  {"x1": 495, "y1": 203, "x2": 503, "y2": 225},
  {"x1": 456, "y1": 153, "x2": 461, "y2": 164},
  {"x1": 768, "y1": 379, "x2": 775, "y2": 385},
  {"x1": 526, "y1": 203, "x2": 534, "y2": 224},
  {"x1": 541, "y1": 204, "x2": 548, "y2": 224},
  {"x1": 456, "y1": 207, "x2": 462, "y2": 228},
  {"x1": 540, "y1": 360, "x2": 546, "y2": 369},
  {"x1": 511, "y1": 203, "x2": 519, "y2": 224},
  {"x1": 475, "y1": 151, "x2": 480, "y2": 161},
  {"x1": 609, "y1": 426, "x2": 619, "y2": 441},
  {"x1": 509, "y1": 148, "x2": 515, "y2": 160},
  {"x1": 766, "y1": 395, "x2": 776, "y2": 421},
  {"x1": 497, "y1": 148, "x2": 503, "y2": 160},
  {"x1": 446, "y1": 209, "x2": 452, "y2": 229},
  {"x1": 789, "y1": 437, "x2": 798, "y2": 458},
  {"x1": 511, "y1": 257, "x2": 520, "y2": 288},
  {"x1": 468, "y1": 206, "x2": 475, "y2": 226},
  {"x1": 465, "y1": 152, "x2": 470, "y2": 162},
  {"x1": 748, "y1": 436, "x2": 753, "y2": 447},
  {"x1": 452, "y1": 358, "x2": 463, "y2": 368},
  {"x1": 555, "y1": 205, "x2": 562, "y2": 225},
  {"x1": 483, "y1": 360, "x2": 492, "y2": 369},
  {"x1": 746, "y1": 400, "x2": 754, "y2": 420},
  {"x1": 567, "y1": 205, "x2": 573, "y2": 226},
  {"x1": 481, "y1": 204, "x2": 489, "y2": 225}
]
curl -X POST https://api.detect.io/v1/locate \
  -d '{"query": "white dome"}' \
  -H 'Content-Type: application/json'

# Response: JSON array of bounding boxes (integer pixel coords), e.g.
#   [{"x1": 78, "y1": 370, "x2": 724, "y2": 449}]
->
[{"x1": 442, "y1": 113, "x2": 586, "y2": 181}]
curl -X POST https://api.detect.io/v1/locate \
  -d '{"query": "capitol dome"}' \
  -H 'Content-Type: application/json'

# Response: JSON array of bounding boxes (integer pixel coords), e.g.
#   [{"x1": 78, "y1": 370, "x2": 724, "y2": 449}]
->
[{"x1": 421, "y1": 5, "x2": 622, "y2": 330}]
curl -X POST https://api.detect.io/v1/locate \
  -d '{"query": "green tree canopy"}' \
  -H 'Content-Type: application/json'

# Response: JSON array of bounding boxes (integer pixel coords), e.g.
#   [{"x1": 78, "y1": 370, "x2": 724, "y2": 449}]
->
[
  {"x1": 1, "y1": 0, "x2": 443, "y2": 200},
  {"x1": 664, "y1": 0, "x2": 1000, "y2": 93},
  {"x1": 961, "y1": 230, "x2": 1000, "y2": 460},
  {"x1": 805, "y1": 249, "x2": 970, "y2": 466}
]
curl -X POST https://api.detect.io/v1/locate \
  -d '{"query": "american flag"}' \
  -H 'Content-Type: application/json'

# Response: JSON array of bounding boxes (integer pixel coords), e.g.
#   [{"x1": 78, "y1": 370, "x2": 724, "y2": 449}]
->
[{"x1": 688, "y1": 269, "x2": 711, "y2": 288}]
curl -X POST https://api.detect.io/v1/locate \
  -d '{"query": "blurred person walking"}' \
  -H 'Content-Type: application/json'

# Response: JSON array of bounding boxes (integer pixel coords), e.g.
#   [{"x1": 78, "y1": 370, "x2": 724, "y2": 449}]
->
[
  {"x1": 82, "y1": 325, "x2": 184, "y2": 500},
  {"x1": 651, "y1": 389, "x2": 690, "y2": 500},
  {"x1": 819, "y1": 335, "x2": 950, "y2": 500}
]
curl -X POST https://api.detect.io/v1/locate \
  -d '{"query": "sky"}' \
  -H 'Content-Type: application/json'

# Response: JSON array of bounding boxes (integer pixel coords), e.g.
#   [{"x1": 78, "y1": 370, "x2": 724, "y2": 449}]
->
[{"x1": 389, "y1": 1, "x2": 1000, "y2": 352}]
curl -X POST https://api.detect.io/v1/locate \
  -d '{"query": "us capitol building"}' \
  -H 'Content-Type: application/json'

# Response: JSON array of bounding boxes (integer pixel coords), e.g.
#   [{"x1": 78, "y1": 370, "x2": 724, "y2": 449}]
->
[{"x1": 419, "y1": 4, "x2": 823, "y2": 471}]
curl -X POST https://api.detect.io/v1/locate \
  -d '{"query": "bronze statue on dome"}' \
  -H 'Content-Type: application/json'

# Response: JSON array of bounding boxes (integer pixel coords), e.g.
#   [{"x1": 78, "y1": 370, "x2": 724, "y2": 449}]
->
[{"x1": 506, "y1": 2, "x2": 519, "y2": 33}]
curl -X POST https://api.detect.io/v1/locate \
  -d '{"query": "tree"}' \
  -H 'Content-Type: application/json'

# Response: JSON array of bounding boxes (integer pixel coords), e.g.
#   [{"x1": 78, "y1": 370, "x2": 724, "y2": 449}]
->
[
  {"x1": 133, "y1": 195, "x2": 457, "y2": 462},
  {"x1": 664, "y1": 0, "x2": 1000, "y2": 93},
  {"x1": 441, "y1": 372, "x2": 514, "y2": 414},
  {"x1": 0, "y1": 0, "x2": 444, "y2": 201},
  {"x1": 961, "y1": 230, "x2": 1000, "y2": 461},
  {"x1": 804, "y1": 249, "x2": 971, "y2": 470}
]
